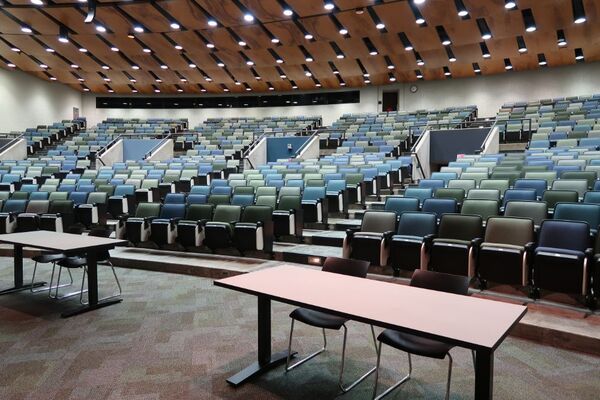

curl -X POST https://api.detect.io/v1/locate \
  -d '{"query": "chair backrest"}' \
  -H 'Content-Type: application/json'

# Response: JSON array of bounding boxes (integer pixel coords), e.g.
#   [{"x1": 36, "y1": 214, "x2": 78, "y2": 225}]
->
[
  {"x1": 484, "y1": 217, "x2": 534, "y2": 246},
  {"x1": 278, "y1": 195, "x2": 301, "y2": 211},
  {"x1": 466, "y1": 189, "x2": 500, "y2": 201},
  {"x1": 438, "y1": 214, "x2": 482, "y2": 241},
  {"x1": 134, "y1": 202, "x2": 161, "y2": 218},
  {"x1": 504, "y1": 200, "x2": 548, "y2": 226},
  {"x1": 241, "y1": 205, "x2": 273, "y2": 223},
  {"x1": 384, "y1": 197, "x2": 419, "y2": 215},
  {"x1": 514, "y1": 179, "x2": 547, "y2": 198},
  {"x1": 434, "y1": 188, "x2": 465, "y2": 204},
  {"x1": 541, "y1": 190, "x2": 578, "y2": 210},
  {"x1": 87, "y1": 192, "x2": 108, "y2": 204},
  {"x1": 3, "y1": 199, "x2": 27, "y2": 213},
  {"x1": 302, "y1": 186, "x2": 326, "y2": 201},
  {"x1": 164, "y1": 193, "x2": 186, "y2": 204},
  {"x1": 279, "y1": 186, "x2": 301, "y2": 198},
  {"x1": 49, "y1": 200, "x2": 74, "y2": 214},
  {"x1": 460, "y1": 199, "x2": 499, "y2": 221},
  {"x1": 231, "y1": 194, "x2": 255, "y2": 206},
  {"x1": 208, "y1": 194, "x2": 231, "y2": 205},
  {"x1": 538, "y1": 220, "x2": 589, "y2": 252},
  {"x1": 159, "y1": 204, "x2": 186, "y2": 219},
  {"x1": 554, "y1": 202, "x2": 600, "y2": 230},
  {"x1": 361, "y1": 211, "x2": 397, "y2": 233},
  {"x1": 322, "y1": 256, "x2": 369, "y2": 278},
  {"x1": 212, "y1": 205, "x2": 242, "y2": 223},
  {"x1": 421, "y1": 198, "x2": 457, "y2": 217},
  {"x1": 397, "y1": 212, "x2": 437, "y2": 237},
  {"x1": 25, "y1": 200, "x2": 49, "y2": 214},
  {"x1": 502, "y1": 189, "x2": 537, "y2": 207},
  {"x1": 404, "y1": 187, "x2": 433, "y2": 205},
  {"x1": 409, "y1": 270, "x2": 470, "y2": 296},
  {"x1": 185, "y1": 204, "x2": 214, "y2": 220},
  {"x1": 583, "y1": 191, "x2": 600, "y2": 204}
]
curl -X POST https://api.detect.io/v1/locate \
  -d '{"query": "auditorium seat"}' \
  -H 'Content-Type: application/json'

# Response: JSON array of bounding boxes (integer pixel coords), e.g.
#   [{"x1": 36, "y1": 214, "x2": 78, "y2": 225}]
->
[
  {"x1": 477, "y1": 217, "x2": 535, "y2": 290},
  {"x1": 504, "y1": 200, "x2": 548, "y2": 227},
  {"x1": 388, "y1": 212, "x2": 437, "y2": 276},
  {"x1": 39, "y1": 200, "x2": 75, "y2": 232},
  {"x1": 203, "y1": 205, "x2": 242, "y2": 252},
  {"x1": 343, "y1": 211, "x2": 397, "y2": 266},
  {"x1": 427, "y1": 214, "x2": 483, "y2": 277},
  {"x1": 125, "y1": 203, "x2": 161, "y2": 244},
  {"x1": 16, "y1": 200, "x2": 50, "y2": 232},
  {"x1": 234, "y1": 205, "x2": 274, "y2": 255},
  {"x1": 176, "y1": 204, "x2": 215, "y2": 248},
  {"x1": 273, "y1": 195, "x2": 303, "y2": 240},
  {"x1": 150, "y1": 204, "x2": 187, "y2": 246}
]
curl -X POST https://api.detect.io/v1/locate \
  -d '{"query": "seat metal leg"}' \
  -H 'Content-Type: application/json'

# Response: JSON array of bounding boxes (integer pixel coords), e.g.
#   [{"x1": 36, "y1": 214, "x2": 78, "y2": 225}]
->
[
  {"x1": 43, "y1": 263, "x2": 74, "y2": 297},
  {"x1": 373, "y1": 344, "x2": 412, "y2": 400},
  {"x1": 53, "y1": 267, "x2": 86, "y2": 300},
  {"x1": 285, "y1": 319, "x2": 327, "y2": 372},
  {"x1": 445, "y1": 353, "x2": 453, "y2": 400},
  {"x1": 338, "y1": 324, "x2": 378, "y2": 393}
]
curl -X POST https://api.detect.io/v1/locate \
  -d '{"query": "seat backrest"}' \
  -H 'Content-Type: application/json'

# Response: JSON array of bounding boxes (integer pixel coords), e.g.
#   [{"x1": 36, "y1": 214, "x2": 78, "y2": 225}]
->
[
  {"x1": 484, "y1": 217, "x2": 534, "y2": 246},
  {"x1": 504, "y1": 200, "x2": 548, "y2": 226},
  {"x1": 404, "y1": 187, "x2": 433, "y2": 204},
  {"x1": 360, "y1": 211, "x2": 397, "y2": 233},
  {"x1": 49, "y1": 200, "x2": 74, "y2": 214},
  {"x1": 278, "y1": 186, "x2": 301, "y2": 198},
  {"x1": 185, "y1": 204, "x2": 214, "y2": 220},
  {"x1": 583, "y1": 191, "x2": 600, "y2": 204},
  {"x1": 241, "y1": 205, "x2": 273, "y2": 223},
  {"x1": 434, "y1": 188, "x2": 465, "y2": 203},
  {"x1": 538, "y1": 220, "x2": 589, "y2": 251},
  {"x1": 255, "y1": 195, "x2": 277, "y2": 208},
  {"x1": 164, "y1": 193, "x2": 186, "y2": 204},
  {"x1": 159, "y1": 204, "x2": 186, "y2": 219},
  {"x1": 134, "y1": 203, "x2": 161, "y2": 218},
  {"x1": 421, "y1": 198, "x2": 457, "y2": 216},
  {"x1": 302, "y1": 186, "x2": 326, "y2": 201},
  {"x1": 460, "y1": 199, "x2": 499, "y2": 221},
  {"x1": 409, "y1": 270, "x2": 470, "y2": 295},
  {"x1": 25, "y1": 200, "x2": 49, "y2": 214},
  {"x1": 322, "y1": 256, "x2": 369, "y2": 278},
  {"x1": 438, "y1": 214, "x2": 482, "y2": 241},
  {"x1": 551, "y1": 179, "x2": 588, "y2": 197},
  {"x1": 208, "y1": 194, "x2": 231, "y2": 205},
  {"x1": 87, "y1": 192, "x2": 108, "y2": 204},
  {"x1": 466, "y1": 189, "x2": 500, "y2": 201},
  {"x1": 3, "y1": 199, "x2": 27, "y2": 213},
  {"x1": 541, "y1": 190, "x2": 578, "y2": 209},
  {"x1": 278, "y1": 195, "x2": 301, "y2": 211},
  {"x1": 384, "y1": 197, "x2": 419, "y2": 215},
  {"x1": 502, "y1": 189, "x2": 537, "y2": 206},
  {"x1": 231, "y1": 194, "x2": 255, "y2": 206},
  {"x1": 514, "y1": 179, "x2": 547, "y2": 198},
  {"x1": 397, "y1": 212, "x2": 437, "y2": 237},
  {"x1": 212, "y1": 205, "x2": 242, "y2": 223},
  {"x1": 554, "y1": 202, "x2": 600, "y2": 229}
]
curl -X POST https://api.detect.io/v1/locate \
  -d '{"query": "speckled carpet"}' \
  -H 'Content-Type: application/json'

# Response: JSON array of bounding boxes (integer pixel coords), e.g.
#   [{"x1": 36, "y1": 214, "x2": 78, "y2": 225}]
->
[{"x1": 0, "y1": 259, "x2": 598, "y2": 400}]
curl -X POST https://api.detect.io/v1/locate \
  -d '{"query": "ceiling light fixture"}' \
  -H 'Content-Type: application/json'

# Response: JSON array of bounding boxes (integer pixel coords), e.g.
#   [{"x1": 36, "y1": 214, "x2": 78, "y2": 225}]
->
[
  {"x1": 414, "y1": 51, "x2": 425, "y2": 66},
  {"x1": 504, "y1": 0, "x2": 517, "y2": 9},
  {"x1": 399, "y1": 32, "x2": 413, "y2": 51},
  {"x1": 415, "y1": 69, "x2": 424, "y2": 79},
  {"x1": 477, "y1": 18, "x2": 492, "y2": 40},
  {"x1": 575, "y1": 48, "x2": 584, "y2": 61},
  {"x1": 504, "y1": 58, "x2": 513, "y2": 70},
  {"x1": 517, "y1": 36, "x2": 527, "y2": 53},
  {"x1": 572, "y1": 0, "x2": 586, "y2": 24},
  {"x1": 58, "y1": 26, "x2": 69, "y2": 43},
  {"x1": 522, "y1": 9, "x2": 536, "y2": 32},
  {"x1": 538, "y1": 53, "x2": 547, "y2": 66},
  {"x1": 443, "y1": 66, "x2": 452, "y2": 76},
  {"x1": 557, "y1": 30, "x2": 568, "y2": 47},
  {"x1": 446, "y1": 47, "x2": 457, "y2": 62},
  {"x1": 363, "y1": 37, "x2": 379, "y2": 55},
  {"x1": 409, "y1": 2, "x2": 426, "y2": 25},
  {"x1": 385, "y1": 55, "x2": 395, "y2": 69},
  {"x1": 436, "y1": 25, "x2": 452, "y2": 46},
  {"x1": 455, "y1": 0, "x2": 469, "y2": 17},
  {"x1": 473, "y1": 63, "x2": 481, "y2": 74},
  {"x1": 324, "y1": 1, "x2": 335, "y2": 11},
  {"x1": 480, "y1": 42, "x2": 491, "y2": 58},
  {"x1": 388, "y1": 72, "x2": 396, "y2": 82}
]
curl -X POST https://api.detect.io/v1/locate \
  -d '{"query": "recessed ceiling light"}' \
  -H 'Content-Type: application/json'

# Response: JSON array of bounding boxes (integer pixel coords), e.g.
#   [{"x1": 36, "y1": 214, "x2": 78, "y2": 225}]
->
[
  {"x1": 21, "y1": 26, "x2": 33, "y2": 34},
  {"x1": 83, "y1": 87, "x2": 90, "y2": 92},
  {"x1": 238, "y1": 40, "x2": 247, "y2": 47},
  {"x1": 132, "y1": 65, "x2": 140, "y2": 70},
  {"x1": 189, "y1": 63, "x2": 197, "y2": 68},
  {"x1": 572, "y1": 0, "x2": 586, "y2": 24},
  {"x1": 102, "y1": 65, "x2": 110, "y2": 70},
  {"x1": 271, "y1": 37, "x2": 280, "y2": 44},
  {"x1": 49, "y1": 76, "x2": 57, "y2": 81},
  {"x1": 7, "y1": 63, "x2": 16, "y2": 68},
  {"x1": 31, "y1": 0, "x2": 43, "y2": 5},
  {"x1": 143, "y1": 48, "x2": 151, "y2": 53},
  {"x1": 79, "y1": 47, "x2": 88, "y2": 52},
  {"x1": 504, "y1": 0, "x2": 517, "y2": 9},
  {"x1": 134, "y1": 25, "x2": 144, "y2": 33},
  {"x1": 40, "y1": 64, "x2": 48, "y2": 69},
  {"x1": 71, "y1": 64, "x2": 79, "y2": 68},
  {"x1": 206, "y1": 43, "x2": 215, "y2": 49},
  {"x1": 96, "y1": 25, "x2": 106, "y2": 33},
  {"x1": 304, "y1": 33, "x2": 313, "y2": 40},
  {"x1": 170, "y1": 22, "x2": 181, "y2": 30},
  {"x1": 324, "y1": 1, "x2": 335, "y2": 11},
  {"x1": 111, "y1": 46, "x2": 119, "y2": 52},
  {"x1": 161, "y1": 65, "x2": 168, "y2": 70},
  {"x1": 174, "y1": 44, "x2": 183, "y2": 50},
  {"x1": 208, "y1": 19, "x2": 218, "y2": 27},
  {"x1": 11, "y1": 47, "x2": 20, "y2": 52},
  {"x1": 45, "y1": 48, "x2": 55, "y2": 53},
  {"x1": 244, "y1": 13, "x2": 254, "y2": 22}
]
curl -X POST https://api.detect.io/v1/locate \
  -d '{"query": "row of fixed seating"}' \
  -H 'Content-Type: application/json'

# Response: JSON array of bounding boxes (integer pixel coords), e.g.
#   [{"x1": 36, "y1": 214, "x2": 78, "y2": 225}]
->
[
  {"x1": 324, "y1": 106, "x2": 476, "y2": 150},
  {"x1": 175, "y1": 116, "x2": 320, "y2": 151},
  {"x1": 121, "y1": 202, "x2": 276, "y2": 256},
  {"x1": 497, "y1": 93, "x2": 600, "y2": 142},
  {"x1": 342, "y1": 210, "x2": 598, "y2": 308},
  {"x1": 11, "y1": 119, "x2": 85, "y2": 154}
]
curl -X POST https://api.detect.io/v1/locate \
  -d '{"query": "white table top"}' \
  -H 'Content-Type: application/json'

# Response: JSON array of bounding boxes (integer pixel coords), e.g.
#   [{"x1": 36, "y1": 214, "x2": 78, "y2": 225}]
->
[
  {"x1": 215, "y1": 265, "x2": 527, "y2": 350},
  {"x1": 0, "y1": 231, "x2": 128, "y2": 252}
]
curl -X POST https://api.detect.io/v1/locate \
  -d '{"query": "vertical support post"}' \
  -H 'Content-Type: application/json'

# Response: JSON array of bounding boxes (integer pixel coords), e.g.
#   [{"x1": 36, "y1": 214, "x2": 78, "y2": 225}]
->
[
  {"x1": 257, "y1": 294, "x2": 271, "y2": 366},
  {"x1": 14, "y1": 244, "x2": 23, "y2": 287},
  {"x1": 86, "y1": 250, "x2": 98, "y2": 306},
  {"x1": 474, "y1": 349, "x2": 494, "y2": 400}
]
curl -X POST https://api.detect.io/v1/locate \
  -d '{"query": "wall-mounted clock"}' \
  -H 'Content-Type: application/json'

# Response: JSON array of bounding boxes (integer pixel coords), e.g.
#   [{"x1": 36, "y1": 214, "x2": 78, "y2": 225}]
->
[{"x1": 409, "y1": 84, "x2": 419, "y2": 93}]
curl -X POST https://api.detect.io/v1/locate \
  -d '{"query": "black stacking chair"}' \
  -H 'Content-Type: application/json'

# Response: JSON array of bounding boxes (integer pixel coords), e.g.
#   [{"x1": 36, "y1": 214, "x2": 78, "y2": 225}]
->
[
  {"x1": 286, "y1": 257, "x2": 376, "y2": 393},
  {"x1": 54, "y1": 228, "x2": 121, "y2": 303},
  {"x1": 372, "y1": 270, "x2": 471, "y2": 400}
]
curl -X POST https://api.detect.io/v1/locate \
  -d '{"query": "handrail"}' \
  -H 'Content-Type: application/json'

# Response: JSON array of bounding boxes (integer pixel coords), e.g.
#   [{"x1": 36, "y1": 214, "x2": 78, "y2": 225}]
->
[
  {"x1": 410, "y1": 129, "x2": 428, "y2": 180},
  {"x1": 477, "y1": 122, "x2": 500, "y2": 154},
  {"x1": 295, "y1": 129, "x2": 319, "y2": 158},
  {"x1": 0, "y1": 133, "x2": 25, "y2": 154},
  {"x1": 144, "y1": 134, "x2": 172, "y2": 159}
]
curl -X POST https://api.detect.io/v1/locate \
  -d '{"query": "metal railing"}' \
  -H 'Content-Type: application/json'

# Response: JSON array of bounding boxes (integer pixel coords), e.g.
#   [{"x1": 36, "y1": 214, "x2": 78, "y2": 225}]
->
[
  {"x1": 294, "y1": 129, "x2": 320, "y2": 158},
  {"x1": 0, "y1": 133, "x2": 25, "y2": 154}
]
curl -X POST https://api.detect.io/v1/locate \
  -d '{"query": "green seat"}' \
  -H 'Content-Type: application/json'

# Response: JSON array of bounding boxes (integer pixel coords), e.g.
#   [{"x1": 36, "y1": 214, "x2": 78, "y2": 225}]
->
[
  {"x1": 434, "y1": 188, "x2": 465, "y2": 204},
  {"x1": 560, "y1": 171, "x2": 597, "y2": 189},
  {"x1": 551, "y1": 179, "x2": 588, "y2": 198},
  {"x1": 255, "y1": 195, "x2": 277, "y2": 208},
  {"x1": 204, "y1": 205, "x2": 243, "y2": 250},
  {"x1": 48, "y1": 192, "x2": 68, "y2": 201},
  {"x1": 97, "y1": 184, "x2": 115, "y2": 196},
  {"x1": 479, "y1": 179, "x2": 509, "y2": 196},
  {"x1": 504, "y1": 200, "x2": 547, "y2": 226},
  {"x1": 542, "y1": 190, "x2": 578, "y2": 212},
  {"x1": 255, "y1": 187, "x2": 277, "y2": 197},
  {"x1": 466, "y1": 189, "x2": 501, "y2": 201},
  {"x1": 459, "y1": 173, "x2": 488, "y2": 187},
  {"x1": 10, "y1": 191, "x2": 29, "y2": 200},
  {"x1": 489, "y1": 171, "x2": 521, "y2": 186},
  {"x1": 524, "y1": 171, "x2": 557, "y2": 185},
  {"x1": 208, "y1": 194, "x2": 231, "y2": 206},
  {"x1": 461, "y1": 199, "x2": 499, "y2": 222},
  {"x1": 447, "y1": 179, "x2": 476, "y2": 192},
  {"x1": 234, "y1": 186, "x2": 255, "y2": 195},
  {"x1": 234, "y1": 205, "x2": 274, "y2": 253}
]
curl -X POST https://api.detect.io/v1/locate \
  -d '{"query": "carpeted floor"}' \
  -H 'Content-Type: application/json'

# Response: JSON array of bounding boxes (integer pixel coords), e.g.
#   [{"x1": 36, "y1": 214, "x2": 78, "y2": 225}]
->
[{"x1": 0, "y1": 260, "x2": 598, "y2": 400}]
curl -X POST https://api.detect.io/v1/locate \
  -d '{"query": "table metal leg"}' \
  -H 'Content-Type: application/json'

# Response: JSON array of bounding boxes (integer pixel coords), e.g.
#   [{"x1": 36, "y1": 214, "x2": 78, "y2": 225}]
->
[
  {"x1": 0, "y1": 244, "x2": 45, "y2": 295},
  {"x1": 226, "y1": 295, "x2": 296, "y2": 387},
  {"x1": 474, "y1": 349, "x2": 494, "y2": 400},
  {"x1": 61, "y1": 249, "x2": 122, "y2": 318}
]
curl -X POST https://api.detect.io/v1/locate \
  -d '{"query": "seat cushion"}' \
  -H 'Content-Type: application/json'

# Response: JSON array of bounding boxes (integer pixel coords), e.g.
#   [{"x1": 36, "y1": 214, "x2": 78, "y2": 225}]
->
[
  {"x1": 535, "y1": 247, "x2": 585, "y2": 259},
  {"x1": 31, "y1": 252, "x2": 67, "y2": 263},
  {"x1": 378, "y1": 329, "x2": 453, "y2": 359},
  {"x1": 480, "y1": 242, "x2": 524, "y2": 252},
  {"x1": 392, "y1": 235, "x2": 423, "y2": 243},
  {"x1": 290, "y1": 308, "x2": 347, "y2": 330}
]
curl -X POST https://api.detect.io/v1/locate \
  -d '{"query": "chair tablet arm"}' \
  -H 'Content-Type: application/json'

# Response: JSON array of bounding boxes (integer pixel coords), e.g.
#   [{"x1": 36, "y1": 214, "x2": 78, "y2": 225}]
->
[
  {"x1": 383, "y1": 230, "x2": 395, "y2": 241},
  {"x1": 169, "y1": 217, "x2": 183, "y2": 224},
  {"x1": 345, "y1": 229, "x2": 355, "y2": 240},
  {"x1": 524, "y1": 241, "x2": 537, "y2": 253},
  {"x1": 117, "y1": 213, "x2": 130, "y2": 221},
  {"x1": 471, "y1": 237, "x2": 484, "y2": 258},
  {"x1": 584, "y1": 248, "x2": 594, "y2": 258}
]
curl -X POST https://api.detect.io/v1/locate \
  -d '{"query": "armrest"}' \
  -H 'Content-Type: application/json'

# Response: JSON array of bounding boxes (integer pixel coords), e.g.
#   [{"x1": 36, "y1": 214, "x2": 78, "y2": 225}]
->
[
  {"x1": 585, "y1": 248, "x2": 594, "y2": 258},
  {"x1": 423, "y1": 234, "x2": 437, "y2": 252},
  {"x1": 345, "y1": 229, "x2": 355, "y2": 240},
  {"x1": 470, "y1": 237, "x2": 484, "y2": 258},
  {"x1": 383, "y1": 230, "x2": 394, "y2": 241},
  {"x1": 169, "y1": 217, "x2": 183, "y2": 224}
]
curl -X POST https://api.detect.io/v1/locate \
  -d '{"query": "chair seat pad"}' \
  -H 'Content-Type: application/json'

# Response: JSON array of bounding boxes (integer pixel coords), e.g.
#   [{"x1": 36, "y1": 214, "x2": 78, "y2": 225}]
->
[
  {"x1": 32, "y1": 252, "x2": 67, "y2": 263},
  {"x1": 354, "y1": 232, "x2": 385, "y2": 239},
  {"x1": 378, "y1": 329, "x2": 453, "y2": 359},
  {"x1": 535, "y1": 247, "x2": 584, "y2": 259},
  {"x1": 432, "y1": 238, "x2": 470, "y2": 247},
  {"x1": 480, "y1": 243, "x2": 524, "y2": 252},
  {"x1": 290, "y1": 308, "x2": 347, "y2": 330},
  {"x1": 392, "y1": 235, "x2": 423, "y2": 243},
  {"x1": 58, "y1": 256, "x2": 87, "y2": 268}
]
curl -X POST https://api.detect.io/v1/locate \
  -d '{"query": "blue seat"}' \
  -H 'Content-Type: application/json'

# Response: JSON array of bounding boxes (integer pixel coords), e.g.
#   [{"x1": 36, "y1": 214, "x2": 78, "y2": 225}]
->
[
  {"x1": 29, "y1": 191, "x2": 49, "y2": 200},
  {"x1": 164, "y1": 193, "x2": 186, "y2": 204},
  {"x1": 68, "y1": 192, "x2": 88, "y2": 205},
  {"x1": 77, "y1": 184, "x2": 96, "y2": 193},
  {"x1": 187, "y1": 194, "x2": 207, "y2": 204},
  {"x1": 231, "y1": 194, "x2": 255, "y2": 206},
  {"x1": 211, "y1": 186, "x2": 232, "y2": 196},
  {"x1": 514, "y1": 179, "x2": 547, "y2": 199},
  {"x1": 502, "y1": 189, "x2": 537, "y2": 208},
  {"x1": 418, "y1": 179, "x2": 445, "y2": 193},
  {"x1": 404, "y1": 187, "x2": 433, "y2": 206},
  {"x1": 554, "y1": 203, "x2": 600, "y2": 234},
  {"x1": 190, "y1": 186, "x2": 211, "y2": 196},
  {"x1": 421, "y1": 198, "x2": 457, "y2": 218}
]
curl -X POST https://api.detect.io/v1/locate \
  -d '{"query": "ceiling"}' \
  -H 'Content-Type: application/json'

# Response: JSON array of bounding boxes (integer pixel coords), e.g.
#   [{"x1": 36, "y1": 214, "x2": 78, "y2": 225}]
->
[{"x1": 0, "y1": 0, "x2": 597, "y2": 94}]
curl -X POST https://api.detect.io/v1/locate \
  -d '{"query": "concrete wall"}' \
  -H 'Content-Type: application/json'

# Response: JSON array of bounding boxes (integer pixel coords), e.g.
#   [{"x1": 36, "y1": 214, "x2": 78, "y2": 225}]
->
[
  {"x1": 0, "y1": 68, "x2": 82, "y2": 132},
  {"x1": 0, "y1": 138, "x2": 27, "y2": 161},
  {"x1": 98, "y1": 139, "x2": 123, "y2": 167},
  {"x1": 123, "y1": 139, "x2": 162, "y2": 161},
  {"x1": 247, "y1": 137, "x2": 267, "y2": 169},
  {"x1": 297, "y1": 135, "x2": 320, "y2": 161},
  {"x1": 266, "y1": 136, "x2": 310, "y2": 162},
  {"x1": 146, "y1": 139, "x2": 174, "y2": 162}
]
